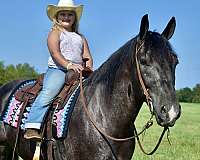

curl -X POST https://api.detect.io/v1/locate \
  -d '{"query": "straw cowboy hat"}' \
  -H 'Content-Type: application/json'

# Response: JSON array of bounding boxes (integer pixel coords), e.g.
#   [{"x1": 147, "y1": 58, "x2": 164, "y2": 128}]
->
[{"x1": 47, "y1": 0, "x2": 83, "y2": 22}]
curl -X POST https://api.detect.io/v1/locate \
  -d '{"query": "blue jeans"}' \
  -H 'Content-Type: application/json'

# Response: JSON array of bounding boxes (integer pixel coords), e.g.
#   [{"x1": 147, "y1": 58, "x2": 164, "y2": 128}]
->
[{"x1": 25, "y1": 67, "x2": 66, "y2": 129}]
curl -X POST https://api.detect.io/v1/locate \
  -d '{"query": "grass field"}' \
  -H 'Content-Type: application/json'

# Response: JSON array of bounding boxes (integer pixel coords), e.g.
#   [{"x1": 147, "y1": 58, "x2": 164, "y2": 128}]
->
[{"x1": 132, "y1": 103, "x2": 200, "y2": 160}]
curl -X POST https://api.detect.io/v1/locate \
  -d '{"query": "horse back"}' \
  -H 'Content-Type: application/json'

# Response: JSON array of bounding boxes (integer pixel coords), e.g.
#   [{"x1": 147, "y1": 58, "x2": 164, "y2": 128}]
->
[{"x1": 0, "y1": 80, "x2": 24, "y2": 115}]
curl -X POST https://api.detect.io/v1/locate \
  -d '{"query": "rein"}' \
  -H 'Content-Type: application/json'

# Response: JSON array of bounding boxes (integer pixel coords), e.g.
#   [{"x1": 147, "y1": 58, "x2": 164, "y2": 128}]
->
[
  {"x1": 79, "y1": 40, "x2": 167, "y2": 154},
  {"x1": 80, "y1": 72, "x2": 142, "y2": 141}
]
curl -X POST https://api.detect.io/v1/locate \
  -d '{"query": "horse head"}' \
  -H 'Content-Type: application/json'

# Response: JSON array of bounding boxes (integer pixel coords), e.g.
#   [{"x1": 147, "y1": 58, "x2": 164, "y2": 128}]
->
[{"x1": 135, "y1": 14, "x2": 181, "y2": 127}]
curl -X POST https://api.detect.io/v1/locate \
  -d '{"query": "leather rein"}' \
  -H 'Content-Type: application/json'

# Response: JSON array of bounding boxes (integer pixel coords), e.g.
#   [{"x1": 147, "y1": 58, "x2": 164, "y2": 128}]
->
[{"x1": 79, "y1": 40, "x2": 168, "y2": 155}]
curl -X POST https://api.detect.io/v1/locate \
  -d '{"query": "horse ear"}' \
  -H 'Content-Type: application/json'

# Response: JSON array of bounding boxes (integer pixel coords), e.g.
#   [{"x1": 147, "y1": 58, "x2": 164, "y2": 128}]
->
[
  {"x1": 161, "y1": 17, "x2": 176, "y2": 40},
  {"x1": 139, "y1": 14, "x2": 149, "y2": 40}
]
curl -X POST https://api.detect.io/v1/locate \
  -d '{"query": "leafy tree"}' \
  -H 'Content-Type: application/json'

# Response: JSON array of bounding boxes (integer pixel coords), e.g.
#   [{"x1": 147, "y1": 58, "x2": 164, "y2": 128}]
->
[
  {"x1": 0, "y1": 61, "x2": 6, "y2": 85},
  {"x1": 15, "y1": 63, "x2": 38, "y2": 79},
  {"x1": 176, "y1": 87, "x2": 193, "y2": 102},
  {"x1": 4, "y1": 64, "x2": 17, "y2": 82},
  {"x1": 0, "y1": 61, "x2": 39, "y2": 85},
  {"x1": 192, "y1": 84, "x2": 200, "y2": 103}
]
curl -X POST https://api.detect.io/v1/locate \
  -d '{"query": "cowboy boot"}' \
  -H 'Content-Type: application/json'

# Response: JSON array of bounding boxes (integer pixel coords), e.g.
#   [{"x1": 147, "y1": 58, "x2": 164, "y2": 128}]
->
[{"x1": 24, "y1": 129, "x2": 42, "y2": 141}]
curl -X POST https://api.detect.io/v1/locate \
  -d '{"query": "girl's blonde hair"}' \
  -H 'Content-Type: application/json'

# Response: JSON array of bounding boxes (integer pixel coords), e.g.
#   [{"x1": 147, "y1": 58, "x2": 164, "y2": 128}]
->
[{"x1": 51, "y1": 10, "x2": 79, "y2": 33}]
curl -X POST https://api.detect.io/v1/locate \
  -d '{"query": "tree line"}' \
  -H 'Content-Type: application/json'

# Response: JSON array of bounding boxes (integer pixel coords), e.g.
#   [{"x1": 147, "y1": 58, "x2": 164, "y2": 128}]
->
[
  {"x1": 176, "y1": 84, "x2": 200, "y2": 103},
  {"x1": 0, "y1": 61, "x2": 39, "y2": 86},
  {"x1": 0, "y1": 61, "x2": 199, "y2": 103}
]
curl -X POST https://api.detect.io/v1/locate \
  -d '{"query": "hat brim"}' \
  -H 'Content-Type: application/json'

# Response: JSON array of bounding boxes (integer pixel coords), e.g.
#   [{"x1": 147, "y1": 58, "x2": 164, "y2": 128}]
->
[{"x1": 47, "y1": 4, "x2": 83, "y2": 22}]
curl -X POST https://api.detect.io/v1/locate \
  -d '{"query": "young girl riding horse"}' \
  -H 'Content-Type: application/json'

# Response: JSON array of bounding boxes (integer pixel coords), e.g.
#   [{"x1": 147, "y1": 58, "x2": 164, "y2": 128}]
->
[{"x1": 24, "y1": 0, "x2": 93, "y2": 141}]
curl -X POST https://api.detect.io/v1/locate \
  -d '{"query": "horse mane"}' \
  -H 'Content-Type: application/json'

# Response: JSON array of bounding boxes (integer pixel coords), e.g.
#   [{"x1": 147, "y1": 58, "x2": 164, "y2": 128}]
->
[
  {"x1": 85, "y1": 31, "x2": 178, "y2": 95},
  {"x1": 85, "y1": 38, "x2": 137, "y2": 93}
]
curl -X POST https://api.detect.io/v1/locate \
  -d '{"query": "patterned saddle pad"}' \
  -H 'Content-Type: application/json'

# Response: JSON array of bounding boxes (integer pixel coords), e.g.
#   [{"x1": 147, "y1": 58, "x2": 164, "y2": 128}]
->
[{"x1": 1, "y1": 79, "x2": 81, "y2": 139}]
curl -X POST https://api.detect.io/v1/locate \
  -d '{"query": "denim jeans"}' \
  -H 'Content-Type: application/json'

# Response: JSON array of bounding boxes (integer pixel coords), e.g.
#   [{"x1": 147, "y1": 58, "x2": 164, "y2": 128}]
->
[{"x1": 25, "y1": 67, "x2": 66, "y2": 129}]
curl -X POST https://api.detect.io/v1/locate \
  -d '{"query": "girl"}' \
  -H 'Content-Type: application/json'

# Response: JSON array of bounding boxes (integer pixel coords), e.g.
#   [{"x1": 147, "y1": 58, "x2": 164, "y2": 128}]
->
[{"x1": 24, "y1": 0, "x2": 93, "y2": 141}]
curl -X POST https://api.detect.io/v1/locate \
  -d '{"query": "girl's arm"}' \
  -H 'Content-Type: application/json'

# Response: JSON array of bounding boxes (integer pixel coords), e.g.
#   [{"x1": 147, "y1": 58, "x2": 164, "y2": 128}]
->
[
  {"x1": 82, "y1": 36, "x2": 93, "y2": 70},
  {"x1": 47, "y1": 30, "x2": 83, "y2": 72}
]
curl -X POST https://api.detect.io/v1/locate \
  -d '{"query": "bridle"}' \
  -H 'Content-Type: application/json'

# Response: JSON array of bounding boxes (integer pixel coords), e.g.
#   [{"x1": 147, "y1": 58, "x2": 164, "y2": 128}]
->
[
  {"x1": 135, "y1": 40, "x2": 154, "y2": 113},
  {"x1": 79, "y1": 40, "x2": 168, "y2": 155},
  {"x1": 134, "y1": 40, "x2": 169, "y2": 155}
]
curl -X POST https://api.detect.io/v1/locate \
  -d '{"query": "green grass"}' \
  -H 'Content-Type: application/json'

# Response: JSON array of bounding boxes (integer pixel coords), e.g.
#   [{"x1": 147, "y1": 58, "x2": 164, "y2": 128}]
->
[{"x1": 132, "y1": 103, "x2": 200, "y2": 160}]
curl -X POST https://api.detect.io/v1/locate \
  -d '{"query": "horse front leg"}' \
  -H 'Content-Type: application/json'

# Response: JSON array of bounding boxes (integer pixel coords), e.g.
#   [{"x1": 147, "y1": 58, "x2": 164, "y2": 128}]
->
[
  {"x1": 0, "y1": 122, "x2": 19, "y2": 160},
  {"x1": 0, "y1": 121, "x2": 7, "y2": 142},
  {"x1": 0, "y1": 146, "x2": 6, "y2": 160},
  {"x1": 0, "y1": 145, "x2": 19, "y2": 160},
  {"x1": 0, "y1": 121, "x2": 8, "y2": 159}
]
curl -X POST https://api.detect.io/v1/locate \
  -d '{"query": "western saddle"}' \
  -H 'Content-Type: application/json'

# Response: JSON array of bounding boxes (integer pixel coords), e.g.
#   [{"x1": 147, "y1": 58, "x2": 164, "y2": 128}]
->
[{"x1": 2, "y1": 59, "x2": 93, "y2": 160}]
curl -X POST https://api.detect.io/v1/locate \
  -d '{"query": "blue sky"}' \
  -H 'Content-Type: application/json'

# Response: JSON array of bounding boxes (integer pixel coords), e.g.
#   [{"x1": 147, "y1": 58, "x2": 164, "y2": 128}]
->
[{"x1": 0, "y1": 0, "x2": 199, "y2": 89}]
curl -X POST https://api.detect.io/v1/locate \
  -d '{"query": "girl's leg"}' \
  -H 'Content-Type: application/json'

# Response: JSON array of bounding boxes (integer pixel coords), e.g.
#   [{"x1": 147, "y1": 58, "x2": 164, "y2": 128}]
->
[{"x1": 25, "y1": 68, "x2": 66, "y2": 129}]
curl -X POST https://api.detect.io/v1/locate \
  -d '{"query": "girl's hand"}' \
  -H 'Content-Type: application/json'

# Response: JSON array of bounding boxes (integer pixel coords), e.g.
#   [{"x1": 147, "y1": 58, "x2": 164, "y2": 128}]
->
[{"x1": 67, "y1": 63, "x2": 84, "y2": 73}]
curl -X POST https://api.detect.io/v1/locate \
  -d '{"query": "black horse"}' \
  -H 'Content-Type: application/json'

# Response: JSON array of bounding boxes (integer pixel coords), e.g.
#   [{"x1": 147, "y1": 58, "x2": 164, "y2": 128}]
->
[{"x1": 0, "y1": 15, "x2": 181, "y2": 160}]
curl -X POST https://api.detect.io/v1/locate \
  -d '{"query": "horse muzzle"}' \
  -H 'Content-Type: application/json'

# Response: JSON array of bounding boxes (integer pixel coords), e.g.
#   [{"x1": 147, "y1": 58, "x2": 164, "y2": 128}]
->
[{"x1": 155, "y1": 104, "x2": 181, "y2": 127}]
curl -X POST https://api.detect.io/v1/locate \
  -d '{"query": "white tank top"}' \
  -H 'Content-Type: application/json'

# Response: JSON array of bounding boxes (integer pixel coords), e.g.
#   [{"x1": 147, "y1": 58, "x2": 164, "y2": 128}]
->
[{"x1": 48, "y1": 30, "x2": 83, "y2": 69}]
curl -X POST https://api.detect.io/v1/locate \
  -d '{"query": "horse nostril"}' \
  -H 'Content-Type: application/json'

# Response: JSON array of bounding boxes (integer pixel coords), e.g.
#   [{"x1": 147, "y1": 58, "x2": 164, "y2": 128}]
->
[{"x1": 161, "y1": 105, "x2": 167, "y2": 114}]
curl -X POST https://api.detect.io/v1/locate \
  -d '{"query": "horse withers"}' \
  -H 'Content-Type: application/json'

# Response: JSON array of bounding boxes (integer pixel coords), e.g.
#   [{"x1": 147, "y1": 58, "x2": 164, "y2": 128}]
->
[{"x1": 0, "y1": 14, "x2": 181, "y2": 160}]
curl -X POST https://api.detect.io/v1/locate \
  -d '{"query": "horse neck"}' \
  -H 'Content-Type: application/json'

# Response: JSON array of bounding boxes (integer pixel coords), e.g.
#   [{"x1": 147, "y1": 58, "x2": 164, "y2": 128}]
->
[{"x1": 85, "y1": 40, "x2": 144, "y2": 135}]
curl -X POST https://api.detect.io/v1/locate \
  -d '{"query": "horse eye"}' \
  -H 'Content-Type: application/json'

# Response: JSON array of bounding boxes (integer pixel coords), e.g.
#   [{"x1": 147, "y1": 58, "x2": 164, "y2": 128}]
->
[
  {"x1": 140, "y1": 57, "x2": 148, "y2": 65},
  {"x1": 162, "y1": 79, "x2": 168, "y2": 84}
]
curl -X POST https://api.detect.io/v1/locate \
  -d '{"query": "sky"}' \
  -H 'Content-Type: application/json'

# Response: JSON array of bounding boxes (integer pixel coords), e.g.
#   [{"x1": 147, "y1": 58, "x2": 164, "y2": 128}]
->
[{"x1": 0, "y1": 0, "x2": 199, "y2": 89}]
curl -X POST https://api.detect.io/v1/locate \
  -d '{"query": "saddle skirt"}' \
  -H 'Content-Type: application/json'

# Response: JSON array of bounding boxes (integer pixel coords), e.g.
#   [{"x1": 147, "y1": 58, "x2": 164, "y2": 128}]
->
[{"x1": 1, "y1": 75, "x2": 82, "y2": 139}]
